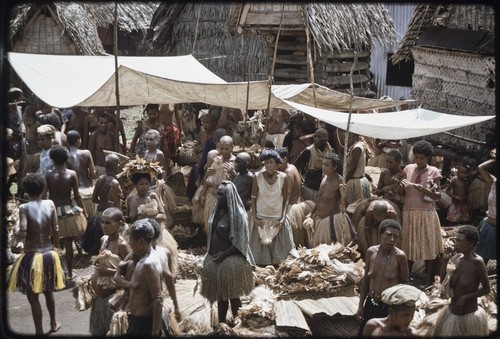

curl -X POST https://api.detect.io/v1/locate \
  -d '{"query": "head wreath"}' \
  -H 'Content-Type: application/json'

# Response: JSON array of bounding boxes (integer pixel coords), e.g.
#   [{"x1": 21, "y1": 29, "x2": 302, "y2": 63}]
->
[{"x1": 121, "y1": 155, "x2": 163, "y2": 182}]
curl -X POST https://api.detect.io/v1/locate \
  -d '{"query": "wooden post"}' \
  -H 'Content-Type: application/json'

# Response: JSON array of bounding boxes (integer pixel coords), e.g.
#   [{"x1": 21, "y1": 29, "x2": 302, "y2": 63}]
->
[
  {"x1": 261, "y1": 3, "x2": 284, "y2": 148},
  {"x1": 113, "y1": 2, "x2": 121, "y2": 152},
  {"x1": 341, "y1": 52, "x2": 358, "y2": 212},
  {"x1": 303, "y1": 5, "x2": 317, "y2": 110},
  {"x1": 243, "y1": 58, "x2": 251, "y2": 151}
]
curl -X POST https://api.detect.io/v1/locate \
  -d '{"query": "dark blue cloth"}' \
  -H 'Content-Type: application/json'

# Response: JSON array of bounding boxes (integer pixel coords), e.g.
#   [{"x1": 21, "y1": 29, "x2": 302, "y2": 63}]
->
[{"x1": 475, "y1": 217, "x2": 496, "y2": 260}]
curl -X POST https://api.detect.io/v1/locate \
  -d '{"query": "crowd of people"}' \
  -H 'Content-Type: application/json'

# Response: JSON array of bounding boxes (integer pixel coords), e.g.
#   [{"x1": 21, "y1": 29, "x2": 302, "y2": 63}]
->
[{"x1": 6, "y1": 88, "x2": 496, "y2": 336}]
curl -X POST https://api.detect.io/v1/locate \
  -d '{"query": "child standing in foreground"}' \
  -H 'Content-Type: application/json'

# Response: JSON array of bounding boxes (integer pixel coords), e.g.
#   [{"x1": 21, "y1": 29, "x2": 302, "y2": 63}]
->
[
  {"x1": 8, "y1": 173, "x2": 65, "y2": 335},
  {"x1": 446, "y1": 163, "x2": 471, "y2": 223}
]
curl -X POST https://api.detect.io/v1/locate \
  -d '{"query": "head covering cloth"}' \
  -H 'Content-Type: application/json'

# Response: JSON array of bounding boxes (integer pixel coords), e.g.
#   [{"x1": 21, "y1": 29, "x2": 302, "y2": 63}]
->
[{"x1": 381, "y1": 284, "x2": 423, "y2": 306}]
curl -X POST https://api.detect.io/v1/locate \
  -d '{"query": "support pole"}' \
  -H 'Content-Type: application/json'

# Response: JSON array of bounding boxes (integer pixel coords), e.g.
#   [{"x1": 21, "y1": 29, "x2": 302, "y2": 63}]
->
[
  {"x1": 261, "y1": 3, "x2": 284, "y2": 148},
  {"x1": 243, "y1": 58, "x2": 251, "y2": 151},
  {"x1": 113, "y1": 2, "x2": 121, "y2": 152}
]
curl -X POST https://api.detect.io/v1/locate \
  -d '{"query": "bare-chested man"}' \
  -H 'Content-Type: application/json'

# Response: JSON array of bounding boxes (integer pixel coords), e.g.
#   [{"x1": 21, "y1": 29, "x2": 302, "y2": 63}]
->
[
  {"x1": 8, "y1": 173, "x2": 64, "y2": 335},
  {"x1": 306, "y1": 152, "x2": 355, "y2": 247},
  {"x1": 82, "y1": 108, "x2": 126, "y2": 151},
  {"x1": 80, "y1": 154, "x2": 123, "y2": 256},
  {"x1": 42, "y1": 146, "x2": 87, "y2": 280},
  {"x1": 88, "y1": 112, "x2": 116, "y2": 176},
  {"x1": 126, "y1": 219, "x2": 163, "y2": 336},
  {"x1": 375, "y1": 149, "x2": 405, "y2": 209},
  {"x1": 432, "y1": 225, "x2": 490, "y2": 337},
  {"x1": 67, "y1": 130, "x2": 97, "y2": 217},
  {"x1": 276, "y1": 147, "x2": 302, "y2": 206},
  {"x1": 233, "y1": 152, "x2": 254, "y2": 210},
  {"x1": 356, "y1": 219, "x2": 409, "y2": 336}
]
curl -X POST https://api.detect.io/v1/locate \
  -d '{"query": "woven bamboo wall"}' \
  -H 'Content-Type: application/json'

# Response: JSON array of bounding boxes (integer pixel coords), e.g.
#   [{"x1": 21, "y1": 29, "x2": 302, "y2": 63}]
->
[
  {"x1": 12, "y1": 14, "x2": 75, "y2": 55},
  {"x1": 410, "y1": 47, "x2": 495, "y2": 157}
]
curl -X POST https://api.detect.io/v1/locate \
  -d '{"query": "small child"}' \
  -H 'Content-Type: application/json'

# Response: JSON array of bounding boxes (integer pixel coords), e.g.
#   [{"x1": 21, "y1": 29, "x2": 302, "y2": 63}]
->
[
  {"x1": 8, "y1": 173, "x2": 65, "y2": 335},
  {"x1": 143, "y1": 129, "x2": 168, "y2": 174},
  {"x1": 362, "y1": 284, "x2": 422, "y2": 336},
  {"x1": 446, "y1": 163, "x2": 471, "y2": 223}
]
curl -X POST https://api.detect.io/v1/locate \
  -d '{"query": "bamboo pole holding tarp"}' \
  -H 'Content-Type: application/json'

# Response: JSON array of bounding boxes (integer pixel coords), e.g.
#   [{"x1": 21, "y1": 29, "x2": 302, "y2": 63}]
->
[
  {"x1": 113, "y1": 2, "x2": 121, "y2": 152},
  {"x1": 341, "y1": 52, "x2": 358, "y2": 212},
  {"x1": 302, "y1": 4, "x2": 318, "y2": 110},
  {"x1": 243, "y1": 58, "x2": 251, "y2": 151},
  {"x1": 261, "y1": 3, "x2": 284, "y2": 148}
]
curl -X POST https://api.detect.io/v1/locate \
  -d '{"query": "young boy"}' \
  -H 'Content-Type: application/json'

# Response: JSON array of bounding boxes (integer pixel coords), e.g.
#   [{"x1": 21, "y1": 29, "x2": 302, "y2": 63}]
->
[
  {"x1": 8, "y1": 173, "x2": 65, "y2": 335},
  {"x1": 42, "y1": 145, "x2": 87, "y2": 280},
  {"x1": 362, "y1": 284, "x2": 422, "y2": 336},
  {"x1": 233, "y1": 151, "x2": 254, "y2": 210},
  {"x1": 88, "y1": 112, "x2": 116, "y2": 176}
]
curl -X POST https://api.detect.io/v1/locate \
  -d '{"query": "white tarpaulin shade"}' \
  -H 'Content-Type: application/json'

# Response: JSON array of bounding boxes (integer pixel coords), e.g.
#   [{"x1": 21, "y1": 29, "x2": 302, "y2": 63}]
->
[
  {"x1": 8, "y1": 52, "x2": 408, "y2": 111},
  {"x1": 283, "y1": 100, "x2": 495, "y2": 139}
]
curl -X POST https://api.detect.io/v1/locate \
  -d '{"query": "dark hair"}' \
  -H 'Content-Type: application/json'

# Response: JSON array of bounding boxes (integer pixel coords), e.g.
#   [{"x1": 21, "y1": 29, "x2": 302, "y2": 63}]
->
[
  {"x1": 455, "y1": 163, "x2": 470, "y2": 172},
  {"x1": 458, "y1": 225, "x2": 479, "y2": 246},
  {"x1": 379, "y1": 219, "x2": 402, "y2": 235},
  {"x1": 324, "y1": 152, "x2": 341, "y2": 167},
  {"x1": 49, "y1": 145, "x2": 69, "y2": 165},
  {"x1": 102, "y1": 207, "x2": 124, "y2": 222},
  {"x1": 131, "y1": 172, "x2": 152, "y2": 184},
  {"x1": 364, "y1": 90, "x2": 377, "y2": 99},
  {"x1": 22, "y1": 173, "x2": 45, "y2": 196},
  {"x1": 388, "y1": 149, "x2": 402, "y2": 161},
  {"x1": 129, "y1": 219, "x2": 155, "y2": 242},
  {"x1": 314, "y1": 128, "x2": 329, "y2": 139},
  {"x1": 67, "y1": 130, "x2": 81, "y2": 145},
  {"x1": 145, "y1": 103, "x2": 159, "y2": 111},
  {"x1": 275, "y1": 147, "x2": 289, "y2": 159},
  {"x1": 412, "y1": 140, "x2": 433, "y2": 158},
  {"x1": 97, "y1": 111, "x2": 109, "y2": 120},
  {"x1": 147, "y1": 218, "x2": 162, "y2": 241},
  {"x1": 260, "y1": 149, "x2": 282, "y2": 164}
]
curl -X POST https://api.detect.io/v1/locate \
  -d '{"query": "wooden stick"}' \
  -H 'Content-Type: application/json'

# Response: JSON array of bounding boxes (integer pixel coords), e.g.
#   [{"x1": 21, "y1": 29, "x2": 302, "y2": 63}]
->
[
  {"x1": 303, "y1": 5, "x2": 317, "y2": 109},
  {"x1": 243, "y1": 57, "x2": 251, "y2": 151},
  {"x1": 261, "y1": 3, "x2": 284, "y2": 148},
  {"x1": 113, "y1": 1, "x2": 121, "y2": 152}
]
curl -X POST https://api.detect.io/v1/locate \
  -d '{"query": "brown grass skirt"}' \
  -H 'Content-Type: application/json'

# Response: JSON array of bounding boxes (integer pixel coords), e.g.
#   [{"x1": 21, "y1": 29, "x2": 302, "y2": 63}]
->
[
  {"x1": 402, "y1": 209, "x2": 443, "y2": 261},
  {"x1": 200, "y1": 253, "x2": 254, "y2": 303},
  {"x1": 89, "y1": 294, "x2": 114, "y2": 336},
  {"x1": 59, "y1": 212, "x2": 87, "y2": 239},
  {"x1": 432, "y1": 305, "x2": 488, "y2": 337}
]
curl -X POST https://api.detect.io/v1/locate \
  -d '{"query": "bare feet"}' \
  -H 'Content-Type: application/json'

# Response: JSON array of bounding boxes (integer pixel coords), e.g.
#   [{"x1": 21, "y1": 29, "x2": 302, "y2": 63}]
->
[{"x1": 49, "y1": 322, "x2": 61, "y2": 334}]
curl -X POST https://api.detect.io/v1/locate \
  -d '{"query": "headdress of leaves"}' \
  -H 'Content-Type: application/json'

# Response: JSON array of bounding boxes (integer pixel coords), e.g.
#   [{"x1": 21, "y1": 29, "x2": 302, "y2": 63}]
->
[{"x1": 121, "y1": 155, "x2": 163, "y2": 182}]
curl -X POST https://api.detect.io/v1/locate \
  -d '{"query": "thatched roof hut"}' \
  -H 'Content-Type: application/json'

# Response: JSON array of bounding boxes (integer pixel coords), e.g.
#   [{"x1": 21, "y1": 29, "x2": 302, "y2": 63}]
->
[
  {"x1": 9, "y1": 2, "x2": 159, "y2": 55},
  {"x1": 390, "y1": 4, "x2": 495, "y2": 163},
  {"x1": 148, "y1": 3, "x2": 397, "y2": 95}
]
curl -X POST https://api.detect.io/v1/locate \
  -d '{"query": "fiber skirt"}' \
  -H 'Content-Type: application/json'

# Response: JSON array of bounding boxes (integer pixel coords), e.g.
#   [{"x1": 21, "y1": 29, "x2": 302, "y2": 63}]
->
[
  {"x1": 89, "y1": 294, "x2": 114, "y2": 336},
  {"x1": 59, "y1": 209, "x2": 87, "y2": 239},
  {"x1": 432, "y1": 305, "x2": 488, "y2": 337},
  {"x1": 402, "y1": 209, "x2": 443, "y2": 261},
  {"x1": 475, "y1": 217, "x2": 496, "y2": 260},
  {"x1": 8, "y1": 251, "x2": 65, "y2": 294},
  {"x1": 201, "y1": 253, "x2": 254, "y2": 303}
]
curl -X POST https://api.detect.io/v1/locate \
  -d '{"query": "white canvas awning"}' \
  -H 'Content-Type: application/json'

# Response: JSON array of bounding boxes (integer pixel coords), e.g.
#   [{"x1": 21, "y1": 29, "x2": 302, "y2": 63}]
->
[
  {"x1": 282, "y1": 100, "x2": 495, "y2": 139},
  {"x1": 8, "y1": 52, "x2": 407, "y2": 111}
]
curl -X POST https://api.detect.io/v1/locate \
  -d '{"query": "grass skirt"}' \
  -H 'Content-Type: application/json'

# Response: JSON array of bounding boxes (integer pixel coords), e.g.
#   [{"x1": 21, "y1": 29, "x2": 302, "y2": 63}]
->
[
  {"x1": 80, "y1": 186, "x2": 96, "y2": 218},
  {"x1": 8, "y1": 251, "x2": 65, "y2": 294},
  {"x1": 202, "y1": 193, "x2": 217, "y2": 235},
  {"x1": 432, "y1": 305, "x2": 488, "y2": 337},
  {"x1": 475, "y1": 217, "x2": 496, "y2": 259},
  {"x1": 287, "y1": 201, "x2": 314, "y2": 247},
  {"x1": 89, "y1": 294, "x2": 114, "y2": 335},
  {"x1": 249, "y1": 217, "x2": 295, "y2": 266},
  {"x1": 307, "y1": 213, "x2": 353, "y2": 247},
  {"x1": 200, "y1": 253, "x2": 254, "y2": 303},
  {"x1": 158, "y1": 226, "x2": 179, "y2": 277},
  {"x1": 346, "y1": 177, "x2": 372, "y2": 205},
  {"x1": 59, "y1": 209, "x2": 87, "y2": 239},
  {"x1": 402, "y1": 209, "x2": 443, "y2": 261}
]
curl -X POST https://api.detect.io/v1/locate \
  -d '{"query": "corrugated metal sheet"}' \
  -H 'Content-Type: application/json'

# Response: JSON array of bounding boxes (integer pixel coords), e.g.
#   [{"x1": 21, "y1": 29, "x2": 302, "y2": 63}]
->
[{"x1": 370, "y1": 4, "x2": 414, "y2": 101}]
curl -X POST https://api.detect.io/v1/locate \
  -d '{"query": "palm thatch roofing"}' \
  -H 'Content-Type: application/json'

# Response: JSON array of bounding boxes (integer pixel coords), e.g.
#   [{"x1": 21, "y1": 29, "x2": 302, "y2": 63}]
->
[
  {"x1": 227, "y1": 3, "x2": 397, "y2": 53},
  {"x1": 391, "y1": 4, "x2": 495, "y2": 64},
  {"x1": 9, "y1": 2, "x2": 159, "y2": 55},
  {"x1": 147, "y1": 3, "x2": 397, "y2": 82}
]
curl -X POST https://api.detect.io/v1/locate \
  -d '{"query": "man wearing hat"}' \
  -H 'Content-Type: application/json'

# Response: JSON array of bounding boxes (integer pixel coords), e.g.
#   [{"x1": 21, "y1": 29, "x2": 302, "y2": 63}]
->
[{"x1": 362, "y1": 284, "x2": 423, "y2": 336}]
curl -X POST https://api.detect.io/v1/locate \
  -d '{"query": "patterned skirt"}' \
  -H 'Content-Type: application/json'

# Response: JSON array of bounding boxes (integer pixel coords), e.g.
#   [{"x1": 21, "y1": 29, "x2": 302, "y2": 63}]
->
[
  {"x1": 8, "y1": 251, "x2": 65, "y2": 294},
  {"x1": 402, "y1": 209, "x2": 443, "y2": 261},
  {"x1": 200, "y1": 253, "x2": 254, "y2": 303}
]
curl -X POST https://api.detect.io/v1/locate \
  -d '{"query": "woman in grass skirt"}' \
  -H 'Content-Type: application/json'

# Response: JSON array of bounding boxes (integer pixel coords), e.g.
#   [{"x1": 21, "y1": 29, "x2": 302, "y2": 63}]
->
[{"x1": 201, "y1": 181, "x2": 255, "y2": 326}]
